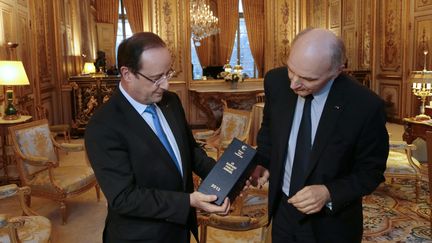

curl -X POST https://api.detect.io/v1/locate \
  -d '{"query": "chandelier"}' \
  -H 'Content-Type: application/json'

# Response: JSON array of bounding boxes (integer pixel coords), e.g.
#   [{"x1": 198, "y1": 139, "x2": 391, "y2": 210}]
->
[{"x1": 190, "y1": 0, "x2": 220, "y2": 46}]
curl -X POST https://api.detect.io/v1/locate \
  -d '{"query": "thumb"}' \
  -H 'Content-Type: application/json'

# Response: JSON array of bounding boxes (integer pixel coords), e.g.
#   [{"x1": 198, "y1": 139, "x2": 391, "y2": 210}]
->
[{"x1": 201, "y1": 193, "x2": 217, "y2": 202}]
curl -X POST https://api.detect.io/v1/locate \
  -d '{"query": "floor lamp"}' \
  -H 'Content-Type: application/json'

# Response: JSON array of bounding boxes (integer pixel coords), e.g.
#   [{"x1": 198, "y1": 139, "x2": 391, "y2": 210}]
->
[{"x1": 0, "y1": 61, "x2": 30, "y2": 120}]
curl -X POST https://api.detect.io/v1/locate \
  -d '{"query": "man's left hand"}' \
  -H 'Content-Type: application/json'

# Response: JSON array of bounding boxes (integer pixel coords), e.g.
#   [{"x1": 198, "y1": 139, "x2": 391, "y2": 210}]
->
[{"x1": 287, "y1": 185, "x2": 330, "y2": 214}]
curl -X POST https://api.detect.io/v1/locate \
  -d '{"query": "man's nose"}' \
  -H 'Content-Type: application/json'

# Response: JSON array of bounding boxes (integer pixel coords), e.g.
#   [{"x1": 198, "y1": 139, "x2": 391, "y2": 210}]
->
[
  {"x1": 290, "y1": 77, "x2": 302, "y2": 89},
  {"x1": 158, "y1": 79, "x2": 169, "y2": 90}
]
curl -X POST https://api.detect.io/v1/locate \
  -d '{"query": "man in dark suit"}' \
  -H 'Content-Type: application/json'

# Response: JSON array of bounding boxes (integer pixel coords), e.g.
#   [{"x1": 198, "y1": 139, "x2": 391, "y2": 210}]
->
[
  {"x1": 251, "y1": 28, "x2": 389, "y2": 242},
  {"x1": 85, "y1": 32, "x2": 229, "y2": 243}
]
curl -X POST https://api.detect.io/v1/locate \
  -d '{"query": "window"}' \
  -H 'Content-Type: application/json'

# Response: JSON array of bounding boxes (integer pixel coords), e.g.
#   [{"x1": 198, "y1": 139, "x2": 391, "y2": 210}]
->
[
  {"x1": 229, "y1": 1, "x2": 257, "y2": 79},
  {"x1": 190, "y1": 1, "x2": 256, "y2": 79},
  {"x1": 191, "y1": 40, "x2": 203, "y2": 79},
  {"x1": 115, "y1": 0, "x2": 132, "y2": 65}
]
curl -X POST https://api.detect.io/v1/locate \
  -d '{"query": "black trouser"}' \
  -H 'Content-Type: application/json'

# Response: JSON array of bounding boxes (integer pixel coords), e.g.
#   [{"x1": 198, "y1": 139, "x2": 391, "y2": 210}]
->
[{"x1": 272, "y1": 193, "x2": 316, "y2": 243}]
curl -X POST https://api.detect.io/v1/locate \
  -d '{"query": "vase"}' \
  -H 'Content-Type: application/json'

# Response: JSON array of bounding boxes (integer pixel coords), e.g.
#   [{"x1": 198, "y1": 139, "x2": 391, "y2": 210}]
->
[{"x1": 230, "y1": 82, "x2": 238, "y2": 89}]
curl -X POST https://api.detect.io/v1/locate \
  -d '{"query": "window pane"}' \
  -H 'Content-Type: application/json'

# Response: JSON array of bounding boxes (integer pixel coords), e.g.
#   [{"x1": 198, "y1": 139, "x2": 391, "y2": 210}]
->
[
  {"x1": 228, "y1": 18, "x2": 256, "y2": 78},
  {"x1": 117, "y1": 21, "x2": 123, "y2": 35},
  {"x1": 125, "y1": 20, "x2": 133, "y2": 36},
  {"x1": 191, "y1": 39, "x2": 203, "y2": 79},
  {"x1": 239, "y1": 18, "x2": 255, "y2": 78}
]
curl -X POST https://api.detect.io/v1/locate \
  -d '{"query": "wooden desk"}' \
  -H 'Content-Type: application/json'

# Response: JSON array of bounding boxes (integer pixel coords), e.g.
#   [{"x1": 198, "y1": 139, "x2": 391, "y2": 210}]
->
[
  {"x1": 189, "y1": 83, "x2": 264, "y2": 129},
  {"x1": 402, "y1": 117, "x2": 432, "y2": 143},
  {"x1": 0, "y1": 115, "x2": 32, "y2": 184}
]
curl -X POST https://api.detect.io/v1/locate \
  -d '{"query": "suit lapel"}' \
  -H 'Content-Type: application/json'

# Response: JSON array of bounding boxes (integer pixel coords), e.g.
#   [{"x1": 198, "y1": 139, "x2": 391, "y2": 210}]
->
[
  {"x1": 304, "y1": 76, "x2": 346, "y2": 179},
  {"x1": 115, "y1": 91, "x2": 183, "y2": 179}
]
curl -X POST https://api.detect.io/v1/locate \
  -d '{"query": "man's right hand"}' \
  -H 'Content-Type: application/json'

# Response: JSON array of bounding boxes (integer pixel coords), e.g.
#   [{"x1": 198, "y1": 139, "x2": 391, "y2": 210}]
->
[
  {"x1": 190, "y1": 191, "x2": 230, "y2": 215},
  {"x1": 246, "y1": 165, "x2": 269, "y2": 189}
]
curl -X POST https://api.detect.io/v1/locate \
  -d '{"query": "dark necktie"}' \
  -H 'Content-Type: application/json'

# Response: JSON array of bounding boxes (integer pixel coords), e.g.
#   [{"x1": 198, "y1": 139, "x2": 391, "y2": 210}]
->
[
  {"x1": 289, "y1": 95, "x2": 313, "y2": 196},
  {"x1": 145, "y1": 104, "x2": 182, "y2": 174}
]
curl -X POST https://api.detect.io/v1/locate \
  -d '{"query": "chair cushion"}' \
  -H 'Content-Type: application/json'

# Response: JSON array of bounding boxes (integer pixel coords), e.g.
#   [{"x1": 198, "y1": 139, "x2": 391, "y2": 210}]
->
[
  {"x1": 0, "y1": 216, "x2": 51, "y2": 243},
  {"x1": 385, "y1": 150, "x2": 421, "y2": 174},
  {"x1": 29, "y1": 166, "x2": 95, "y2": 194},
  {"x1": 219, "y1": 112, "x2": 249, "y2": 144}
]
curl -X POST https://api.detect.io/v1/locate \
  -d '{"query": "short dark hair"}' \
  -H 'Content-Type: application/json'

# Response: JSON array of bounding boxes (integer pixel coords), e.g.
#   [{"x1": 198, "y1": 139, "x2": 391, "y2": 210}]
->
[{"x1": 117, "y1": 32, "x2": 167, "y2": 75}]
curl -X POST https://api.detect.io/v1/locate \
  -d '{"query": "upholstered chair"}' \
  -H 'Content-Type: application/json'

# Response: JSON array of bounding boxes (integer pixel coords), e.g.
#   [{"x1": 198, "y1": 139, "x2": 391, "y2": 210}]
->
[
  {"x1": 197, "y1": 186, "x2": 268, "y2": 243},
  {"x1": 8, "y1": 119, "x2": 100, "y2": 224},
  {"x1": 35, "y1": 105, "x2": 71, "y2": 142},
  {"x1": 194, "y1": 100, "x2": 252, "y2": 158},
  {"x1": 0, "y1": 184, "x2": 51, "y2": 243},
  {"x1": 385, "y1": 141, "x2": 422, "y2": 202}
]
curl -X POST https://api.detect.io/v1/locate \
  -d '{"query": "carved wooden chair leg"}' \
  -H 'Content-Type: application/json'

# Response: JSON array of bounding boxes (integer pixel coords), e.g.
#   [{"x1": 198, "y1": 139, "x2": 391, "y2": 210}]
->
[
  {"x1": 415, "y1": 177, "x2": 420, "y2": 203},
  {"x1": 60, "y1": 201, "x2": 67, "y2": 225},
  {"x1": 200, "y1": 224, "x2": 207, "y2": 243},
  {"x1": 25, "y1": 194, "x2": 31, "y2": 208},
  {"x1": 95, "y1": 184, "x2": 101, "y2": 201}
]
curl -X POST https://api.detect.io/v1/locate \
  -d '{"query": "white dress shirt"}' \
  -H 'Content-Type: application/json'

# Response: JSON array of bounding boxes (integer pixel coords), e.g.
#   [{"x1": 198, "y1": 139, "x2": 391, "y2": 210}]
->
[
  {"x1": 119, "y1": 83, "x2": 183, "y2": 176},
  {"x1": 282, "y1": 79, "x2": 334, "y2": 196}
]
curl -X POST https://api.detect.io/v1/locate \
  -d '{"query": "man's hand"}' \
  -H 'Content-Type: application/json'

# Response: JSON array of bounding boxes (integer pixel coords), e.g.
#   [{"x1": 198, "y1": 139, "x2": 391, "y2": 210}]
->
[
  {"x1": 287, "y1": 185, "x2": 330, "y2": 214},
  {"x1": 190, "y1": 191, "x2": 230, "y2": 215},
  {"x1": 245, "y1": 165, "x2": 269, "y2": 189}
]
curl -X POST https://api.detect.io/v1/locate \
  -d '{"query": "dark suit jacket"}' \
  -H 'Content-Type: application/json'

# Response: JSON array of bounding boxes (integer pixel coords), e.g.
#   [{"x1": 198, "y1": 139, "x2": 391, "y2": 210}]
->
[
  {"x1": 85, "y1": 89, "x2": 215, "y2": 243},
  {"x1": 256, "y1": 67, "x2": 389, "y2": 243}
]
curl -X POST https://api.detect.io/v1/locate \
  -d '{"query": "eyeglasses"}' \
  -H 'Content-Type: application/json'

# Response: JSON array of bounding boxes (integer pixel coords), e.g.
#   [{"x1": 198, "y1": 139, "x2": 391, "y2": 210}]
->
[{"x1": 136, "y1": 68, "x2": 176, "y2": 86}]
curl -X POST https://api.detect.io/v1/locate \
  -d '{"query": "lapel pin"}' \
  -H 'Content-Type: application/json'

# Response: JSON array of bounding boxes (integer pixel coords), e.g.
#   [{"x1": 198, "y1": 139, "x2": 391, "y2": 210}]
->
[{"x1": 334, "y1": 105, "x2": 341, "y2": 110}]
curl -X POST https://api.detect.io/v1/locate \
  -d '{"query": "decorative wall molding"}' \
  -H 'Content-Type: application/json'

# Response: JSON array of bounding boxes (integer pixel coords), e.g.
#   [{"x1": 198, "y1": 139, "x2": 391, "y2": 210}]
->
[{"x1": 380, "y1": 0, "x2": 402, "y2": 73}]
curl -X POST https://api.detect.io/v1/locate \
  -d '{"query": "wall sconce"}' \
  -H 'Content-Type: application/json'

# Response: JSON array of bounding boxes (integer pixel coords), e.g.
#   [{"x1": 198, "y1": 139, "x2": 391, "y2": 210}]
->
[
  {"x1": 0, "y1": 61, "x2": 30, "y2": 120},
  {"x1": 82, "y1": 62, "x2": 96, "y2": 75}
]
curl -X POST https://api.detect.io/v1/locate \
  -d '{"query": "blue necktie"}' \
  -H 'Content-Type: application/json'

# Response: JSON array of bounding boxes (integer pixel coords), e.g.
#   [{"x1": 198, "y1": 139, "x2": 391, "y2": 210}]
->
[
  {"x1": 145, "y1": 104, "x2": 181, "y2": 174},
  {"x1": 289, "y1": 95, "x2": 313, "y2": 196}
]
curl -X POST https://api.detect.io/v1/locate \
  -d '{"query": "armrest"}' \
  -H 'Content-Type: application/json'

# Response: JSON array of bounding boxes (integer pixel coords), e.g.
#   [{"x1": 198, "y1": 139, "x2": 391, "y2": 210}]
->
[
  {"x1": 194, "y1": 130, "x2": 216, "y2": 140},
  {"x1": 58, "y1": 143, "x2": 84, "y2": 152},
  {"x1": 23, "y1": 155, "x2": 54, "y2": 167},
  {"x1": 389, "y1": 141, "x2": 416, "y2": 151},
  {"x1": 0, "y1": 184, "x2": 18, "y2": 199}
]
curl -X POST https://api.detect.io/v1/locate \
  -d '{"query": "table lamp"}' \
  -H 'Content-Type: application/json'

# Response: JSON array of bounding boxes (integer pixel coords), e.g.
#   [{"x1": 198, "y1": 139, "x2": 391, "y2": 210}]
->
[
  {"x1": 0, "y1": 61, "x2": 30, "y2": 120},
  {"x1": 82, "y1": 62, "x2": 96, "y2": 75}
]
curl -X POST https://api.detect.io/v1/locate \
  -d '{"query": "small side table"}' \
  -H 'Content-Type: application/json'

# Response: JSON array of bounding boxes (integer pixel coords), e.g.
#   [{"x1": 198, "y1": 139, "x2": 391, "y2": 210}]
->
[{"x1": 0, "y1": 115, "x2": 32, "y2": 184}]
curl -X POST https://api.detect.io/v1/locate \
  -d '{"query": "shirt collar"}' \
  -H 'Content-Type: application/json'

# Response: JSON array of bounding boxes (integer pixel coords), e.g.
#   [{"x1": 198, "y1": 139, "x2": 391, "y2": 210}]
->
[
  {"x1": 312, "y1": 79, "x2": 334, "y2": 102},
  {"x1": 119, "y1": 82, "x2": 150, "y2": 115}
]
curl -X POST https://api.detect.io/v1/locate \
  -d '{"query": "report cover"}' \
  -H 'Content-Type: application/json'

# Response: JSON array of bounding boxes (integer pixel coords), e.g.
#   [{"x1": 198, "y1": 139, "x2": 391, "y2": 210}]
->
[{"x1": 198, "y1": 138, "x2": 256, "y2": 205}]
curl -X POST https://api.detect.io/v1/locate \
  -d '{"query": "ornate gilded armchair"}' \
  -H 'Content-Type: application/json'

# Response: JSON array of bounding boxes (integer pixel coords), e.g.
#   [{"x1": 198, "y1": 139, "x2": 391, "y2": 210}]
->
[
  {"x1": 197, "y1": 186, "x2": 269, "y2": 243},
  {"x1": 35, "y1": 105, "x2": 71, "y2": 143},
  {"x1": 384, "y1": 141, "x2": 422, "y2": 202},
  {"x1": 194, "y1": 100, "x2": 252, "y2": 158},
  {"x1": 0, "y1": 184, "x2": 51, "y2": 243},
  {"x1": 8, "y1": 119, "x2": 100, "y2": 224}
]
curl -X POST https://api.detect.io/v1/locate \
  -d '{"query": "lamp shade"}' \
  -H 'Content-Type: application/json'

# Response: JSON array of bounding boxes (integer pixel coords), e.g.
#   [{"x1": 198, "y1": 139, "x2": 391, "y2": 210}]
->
[
  {"x1": 83, "y1": 62, "x2": 96, "y2": 74},
  {"x1": 409, "y1": 70, "x2": 432, "y2": 83},
  {"x1": 0, "y1": 61, "x2": 30, "y2": 86}
]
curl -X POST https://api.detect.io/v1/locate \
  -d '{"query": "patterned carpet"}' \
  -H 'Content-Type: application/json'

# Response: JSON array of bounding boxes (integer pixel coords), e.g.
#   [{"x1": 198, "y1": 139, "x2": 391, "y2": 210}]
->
[
  {"x1": 362, "y1": 181, "x2": 431, "y2": 243},
  {"x1": 197, "y1": 180, "x2": 432, "y2": 243}
]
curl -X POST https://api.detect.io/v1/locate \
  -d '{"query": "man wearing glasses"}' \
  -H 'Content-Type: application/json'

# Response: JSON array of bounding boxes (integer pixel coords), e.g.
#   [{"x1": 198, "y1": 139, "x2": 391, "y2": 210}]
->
[{"x1": 85, "y1": 32, "x2": 229, "y2": 243}]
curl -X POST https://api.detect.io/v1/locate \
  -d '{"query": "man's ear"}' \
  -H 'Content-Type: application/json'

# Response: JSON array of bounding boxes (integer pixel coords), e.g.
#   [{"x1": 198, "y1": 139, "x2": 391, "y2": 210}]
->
[{"x1": 120, "y1": 66, "x2": 132, "y2": 82}]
